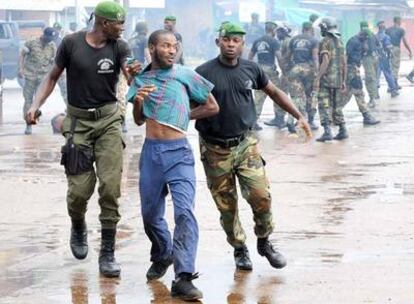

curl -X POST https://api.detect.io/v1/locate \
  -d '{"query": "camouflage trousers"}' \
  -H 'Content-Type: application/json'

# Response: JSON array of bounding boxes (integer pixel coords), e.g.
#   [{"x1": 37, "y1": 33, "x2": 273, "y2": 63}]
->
[
  {"x1": 343, "y1": 64, "x2": 369, "y2": 114},
  {"x1": 199, "y1": 133, "x2": 273, "y2": 248},
  {"x1": 61, "y1": 104, "x2": 124, "y2": 229},
  {"x1": 22, "y1": 77, "x2": 44, "y2": 121},
  {"x1": 288, "y1": 63, "x2": 316, "y2": 124},
  {"x1": 362, "y1": 55, "x2": 379, "y2": 100},
  {"x1": 318, "y1": 86, "x2": 346, "y2": 126},
  {"x1": 254, "y1": 65, "x2": 285, "y2": 120},
  {"x1": 390, "y1": 46, "x2": 401, "y2": 82}
]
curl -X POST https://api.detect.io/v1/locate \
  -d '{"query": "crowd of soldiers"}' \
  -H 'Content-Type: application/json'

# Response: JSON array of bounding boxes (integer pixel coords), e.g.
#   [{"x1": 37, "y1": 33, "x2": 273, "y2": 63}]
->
[
  {"x1": 247, "y1": 14, "x2": 411, "y2": 142},
  {"x1": 17, "y1": 12, "x2": 411, "y2": 141}
]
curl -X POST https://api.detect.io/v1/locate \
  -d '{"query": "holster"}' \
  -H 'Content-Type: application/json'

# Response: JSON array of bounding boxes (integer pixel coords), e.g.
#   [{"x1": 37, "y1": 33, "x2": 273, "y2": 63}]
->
[{"x1": 60, "y1": 117, "x2": 95, "y2": 175}]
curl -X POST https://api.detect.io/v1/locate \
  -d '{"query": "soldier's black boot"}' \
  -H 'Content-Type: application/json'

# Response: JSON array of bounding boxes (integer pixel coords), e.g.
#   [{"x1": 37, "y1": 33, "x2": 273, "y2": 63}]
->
[
  {"x1": 257, "y1": 238, "x2": 287, "y2": 269},
  {"x1": 234, "y1": 245, "x2": 253, "y2": 271},
  {"x1": 287, "y1": 122, "x2": 297, "y2": 134},
  {"x1": 333, "y1": 124, "x2": 349, "y2": 140},
  {"x1": 146, "y1": 256, "x2": 173, "y2": 281},
  {"x1": 406, "y1": 71, "x2": 414, "y2": 84},
  {"x1": 264, "y1": 114, "x2": 286, "y2": 129},
  {"x1": 70, "y1": 219, "x2": 88, "y2": 260},
  {"x1": 362, "y1": 112, "x2": 380, "y2": 125},
  {"x1": 171, "y1": 272, "x2": 203, "y2": 301},
  {"x1": 316, "y1": 124, "x2": 333, "y2": 142},
  {"x1": 252, "y1": 121, "x2": 263, "y2": 131},
  {"x1": 99, "y1": 228, "x2": 121, "y2": 278},
  {"x1": 308, "y1": 114, "x2": 319, "y2": 130}
]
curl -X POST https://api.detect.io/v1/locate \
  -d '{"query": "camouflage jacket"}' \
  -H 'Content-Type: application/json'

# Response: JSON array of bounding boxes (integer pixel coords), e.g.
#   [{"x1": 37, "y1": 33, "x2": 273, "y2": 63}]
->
[
  {"x1": 319, "y1": 34, "x2": 345, "y2": 89},
  {"x1": 22, "y1": 38, "x2": 56, "y2": 79}
]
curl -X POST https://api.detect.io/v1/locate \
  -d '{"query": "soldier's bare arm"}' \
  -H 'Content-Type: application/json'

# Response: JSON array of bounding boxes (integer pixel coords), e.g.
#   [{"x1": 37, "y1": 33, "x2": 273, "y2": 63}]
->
[
  {"x1": 402, "y1": 35, "x2": 412, "y2": 59},
  {"x1": 314, "y1": 53, "x2": 329, "y2": 91},
  {"x1": 26, "y1": 64, "x2": 64, "y2": 124},
  {"x1": 262, "y1": 81, "x2": 312, "y2": 139},
  {"x1": 189, "y1": 94, "x2": 219, "y2": 120}
]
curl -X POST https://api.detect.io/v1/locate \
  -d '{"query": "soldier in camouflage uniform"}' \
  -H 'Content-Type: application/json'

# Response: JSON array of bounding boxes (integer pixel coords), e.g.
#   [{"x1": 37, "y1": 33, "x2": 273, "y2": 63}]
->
[
  {"x1": 195, "y1": 22, "x2": 312, "y2": 272},
  {"x1": 386, "y1": 16, "x2": 412, "y2": 88},
  {"x1": 360, "y1": 22, "x2": 380, "y2": 105},
  {"x1": 286, "y1": 22, "x2": 319, "y2": 133},
  {"x1": 248, "y1": 21, "x2": 281, "y2": 130},
  {"x1": 19, "y1": 27, "x2": 57, "y2": 134},
  {"x1": 314, "y1": 17, "x2": 348, "y2": 142},
  {"x1": 344, "y1": 29, "x2": 380, "y2": 125},
  {"x1": 263, "y1": 24, "x2": 291, "y2": 128}
]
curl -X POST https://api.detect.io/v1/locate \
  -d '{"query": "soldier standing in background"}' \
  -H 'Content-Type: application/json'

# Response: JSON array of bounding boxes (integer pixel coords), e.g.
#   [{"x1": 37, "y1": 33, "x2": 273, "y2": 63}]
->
[
  {"x1": 286, "y1": 21, "x2": 319, "y2": 133},
  {"x1": 248, "y1": 21, "x2": 281, "y2": 130},
  {"x1": 314, "y1": 17, "x2": 348, "y2": 142},
  {"x1": 360, "y1": 22, "x2": 380, "y2": 106},
  {"x1": 376, "y1": 21, "x2": 399, "y2": 100},
  {"x1": 245, "y1": 13, "x2": 265, "y2": 49},
  {"x1": 344, "y1": 29, "x2": 380, "y2": 125},
  {"x1": 264, "y1": 24, "x2": 291, "y2": 128},
  {"x1": 129, "y1": 21, "x2": 151, "y2": 65},
  {"x1": 386, "y1": 16, "x2": 412, "y2": 88},
  {"x1": 19, "y1": 27, "x2": 57, "y2": 135},
  {"x1": 164, "y1": 16, "x2": 184, "y2": 65}
]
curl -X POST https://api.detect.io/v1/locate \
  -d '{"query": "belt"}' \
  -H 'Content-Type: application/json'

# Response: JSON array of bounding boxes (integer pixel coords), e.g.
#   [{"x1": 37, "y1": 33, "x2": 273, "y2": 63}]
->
[
  {"x1": 202, "y1": 133, "x2": 246, "y2": 148},
  {"x1": 67, "y1": 103, "x2": 117, "y2": 120}
]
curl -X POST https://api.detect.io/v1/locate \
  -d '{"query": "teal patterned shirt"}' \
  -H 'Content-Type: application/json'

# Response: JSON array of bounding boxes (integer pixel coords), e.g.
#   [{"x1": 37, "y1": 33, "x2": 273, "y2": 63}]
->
[{"x1": 127, "y1": 64, "x2": 214, "y2": 131}]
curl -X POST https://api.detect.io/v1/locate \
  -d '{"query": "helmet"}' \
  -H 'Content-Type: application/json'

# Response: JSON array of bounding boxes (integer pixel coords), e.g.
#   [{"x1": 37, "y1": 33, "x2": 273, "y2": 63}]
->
[{"x1": 317, "y1": 17, "x2": 340, "y2": 37}]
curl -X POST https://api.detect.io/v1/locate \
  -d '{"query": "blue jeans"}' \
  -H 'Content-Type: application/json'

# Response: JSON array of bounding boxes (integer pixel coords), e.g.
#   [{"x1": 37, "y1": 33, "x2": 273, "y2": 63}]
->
[
  {"x1": 139, "y1": 137, "x2": 198, "y2": 276},
  {"x1": 377, "y1": 56, "x2": 398, "y2": 91}
]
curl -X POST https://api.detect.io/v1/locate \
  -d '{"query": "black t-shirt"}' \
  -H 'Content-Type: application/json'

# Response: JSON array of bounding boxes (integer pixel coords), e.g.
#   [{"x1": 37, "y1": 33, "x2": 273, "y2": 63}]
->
[
  {"x1": 386, "y1": 26, "x2": 405, "y2": 47},
  {"x1": 55, "y1": 31, "x2": 130, "y2": 108},
  {"x1": 251, "y1": 35, "x2": 280, "y2": 66},
  {"x1": 346, "y1": 35, "x2": 364, "y2": 66},
  {"x1": 195, "y1": 57, "x2": 269, "y2": 138},
  {"x1": 289, "y1": 34, "x2": 318, "y2": 64}
]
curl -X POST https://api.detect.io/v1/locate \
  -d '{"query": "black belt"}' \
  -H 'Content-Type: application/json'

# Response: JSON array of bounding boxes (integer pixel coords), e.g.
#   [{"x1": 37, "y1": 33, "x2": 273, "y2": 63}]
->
[
  {"x1": 202, "y1": 133, "x2": 246, "y2": 148},
  {"x1": 67, "y1": 103, "x2": 117, "y2": 120}
]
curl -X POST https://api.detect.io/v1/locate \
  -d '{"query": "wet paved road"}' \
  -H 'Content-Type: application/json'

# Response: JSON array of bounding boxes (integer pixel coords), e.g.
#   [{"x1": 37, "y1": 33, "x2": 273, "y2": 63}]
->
[{"x1": 0, "y1": 73, "x2": 414, "y2": 303}]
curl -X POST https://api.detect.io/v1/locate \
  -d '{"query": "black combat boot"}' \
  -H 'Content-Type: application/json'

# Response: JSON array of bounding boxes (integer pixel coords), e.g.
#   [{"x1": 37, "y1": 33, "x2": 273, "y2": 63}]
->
[
  {"x1": 333, "y1": 124, "x2": 349, "y2": 140},
  {"x1": 70, "y1": 218, "x2": 88, "y2": 259},
  {"x1": 390, "y1": 90, "x2": 399, "y2": 98},
  {"x1": 316, "y1": 124, "x2": 333, "y2": 142},
  {"x1": 99, "y1": 228, "x2": 121, "y2": 278},
  {"x1": 287, "y1": 122, "x2": 297, "y2": 134},
  {"x1": 252, "y1": 122, "x2": 263, "y2": 131},
  {"x1": 24, "y1": 124, "x2": 32, "y2": 135},
  {"x1": 406, "y1": 71, "x2": 414, "y2": 84},
  {"x1": 308, "y1": 114, "x2": 319, "y2": 131},
  {"x1": 146, "y1": 256, "x2": 173, "y2": 281},
  {"x1": 171, "y1": 272, "x2": 203, "y2": 301},
  {"x1": 257, "y1": 238, "x2": 287, "y2": 269},
  {"x1": 264, "y1": 114, "x2": 286, "y2": 129},
  {"x1": 362, "y1": 112, "x2": 380, "y2": 125},
  {"x1": 234, "y1": 245, "x2": 253, "y2": 271}
]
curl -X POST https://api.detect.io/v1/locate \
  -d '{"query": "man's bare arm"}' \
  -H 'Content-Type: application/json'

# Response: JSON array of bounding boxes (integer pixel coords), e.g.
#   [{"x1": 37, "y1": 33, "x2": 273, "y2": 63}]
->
[
  {"x1": 190, "y1": 94, "x2": 219, "y2": 120},
  {"x1": 26, "y1": 64, "x2": 64, "y2": 124}
]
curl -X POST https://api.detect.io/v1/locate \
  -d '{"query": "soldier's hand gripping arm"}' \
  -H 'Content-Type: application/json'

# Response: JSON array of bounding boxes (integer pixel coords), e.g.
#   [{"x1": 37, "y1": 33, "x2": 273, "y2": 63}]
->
[
  {"x1": 263, "y1": 81, "x2": 312, "y2": 140},
  {"x1": 26, "y1": 64, "x2": 64, "y2": 125},
  {"x1": 189, "y1": 94, "x2": 219, "y2": 120}
]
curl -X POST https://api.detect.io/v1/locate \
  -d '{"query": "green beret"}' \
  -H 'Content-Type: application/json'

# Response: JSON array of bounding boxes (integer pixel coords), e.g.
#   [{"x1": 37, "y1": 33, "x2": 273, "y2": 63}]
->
[
  {"x1": 309, "y1": 14, "x2": 319, "y2": 22},
  {"x1": 360, "y1": 21, "x2": 369, "y2": 29},
  {"x1": 53, "y1": 22, "x2": 62, "y2": 29},
  {"x1": 302, "y1": 21, "x2": 313, "y2": 30},
  {"x1": 94, "y1": 1, "x2": 126, "y2": 21},
  {"x1": 265, "y1": 21, "x2": 277, "y2": 27},
  {"x1": 394, "y1": 16, "x2": 401, "y2": 22},
  {"x1": 164, "y1": 15, "x2": 177, "y2": 22},
  {"x1": 219, "y1": 22, "x2": 246, "y2": 37}
]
